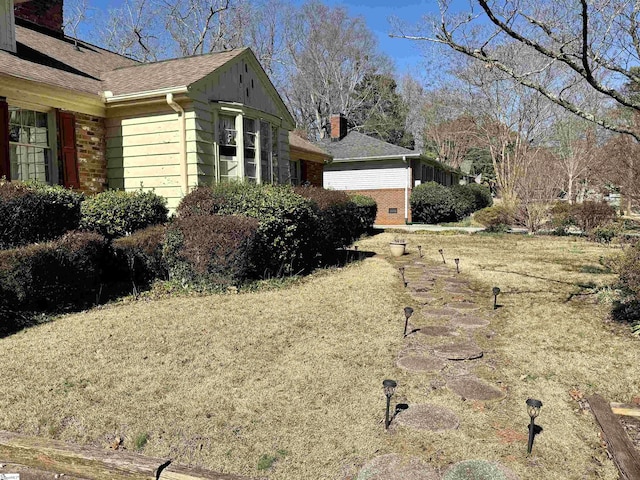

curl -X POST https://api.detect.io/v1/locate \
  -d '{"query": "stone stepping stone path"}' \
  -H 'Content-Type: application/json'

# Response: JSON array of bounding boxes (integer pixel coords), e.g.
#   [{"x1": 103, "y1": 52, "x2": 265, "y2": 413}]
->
[
  {"x1": 443, "y1": 285, "x2": 474, "y2": 295},
  {"x1": 442, "y1": 277, "x2": 468, "y2": 285},
  {"x1": 357, "y1": 454, "x2": 440, "y2": 480},
  {"x1": 409, "y1": 292, "x2": 439, "y2": 303},
  {"x1": 417, "y1": 325, "x2": 458, "y2": 337},
  {"x1": 397, "y1": 355, "x2": 446, "y2": 373},
  {"x1": 443, "y1": 460, "x2": 519, "y2": 480},
  {"x1": 450, "y1": 315, "x2": 490, "y2": 329},
  {"x1": 422, "y1": 307, "x2": 459, "y2": 318},
  {"x1": 394, "y1": 403, "x2": 460, "y2": 431},
  {"x1": 446, "y1": 375, "x2": 505, "y2": 401},
  {"x1": 445, "y1": 301, "x2": 479, "y2": 310},
  {"x1": 433, "y1": 342, "x2": 483, "y2": 360}
]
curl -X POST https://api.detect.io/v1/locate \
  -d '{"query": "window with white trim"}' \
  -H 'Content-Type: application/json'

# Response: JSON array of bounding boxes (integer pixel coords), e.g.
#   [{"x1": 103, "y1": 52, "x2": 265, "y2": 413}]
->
[
  {"x1": 218, "y1": 114, "x2": 238, "y2": 182},
  {"x1": 8, "y1": 106, "x2": 53, "y2": 182},
  {"x1": 259, "y1": 120, "x2": 271, "y2": 183},
  {"x1": 243, "y1": 117, "x2": 257, "y2": 182}
]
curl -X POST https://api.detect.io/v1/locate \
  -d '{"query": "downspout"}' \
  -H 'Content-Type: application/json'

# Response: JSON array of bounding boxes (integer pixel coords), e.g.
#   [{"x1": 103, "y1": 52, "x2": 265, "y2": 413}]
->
[
  {"x1": 403, "y1": 155, "x2": 409, "y2": 224},
  {"x1": 166, "y1": 93, "x2": 188, "y2": 195}
]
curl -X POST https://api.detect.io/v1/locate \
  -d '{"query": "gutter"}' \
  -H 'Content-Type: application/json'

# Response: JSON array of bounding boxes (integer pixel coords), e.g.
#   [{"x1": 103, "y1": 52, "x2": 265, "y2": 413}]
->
[
  {"x1": 103, "y1": 86, "x2": 189, "y2": 103},
  {"x1": 166, "y1": 93, "x2": 188, "y2": 195},
  {"x1": 330, "y1": 153, "x2": 421, "y2": 163}
]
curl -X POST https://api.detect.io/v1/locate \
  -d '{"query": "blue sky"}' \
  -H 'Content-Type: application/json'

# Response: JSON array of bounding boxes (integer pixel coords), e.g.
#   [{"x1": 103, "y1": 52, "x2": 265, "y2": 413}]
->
[{"x1": 77, "y1": 0, "x2": 446, "y2": 76}]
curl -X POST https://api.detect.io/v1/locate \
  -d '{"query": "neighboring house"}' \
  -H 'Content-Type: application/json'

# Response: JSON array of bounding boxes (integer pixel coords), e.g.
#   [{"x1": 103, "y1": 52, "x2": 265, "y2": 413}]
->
[
  {"x1": 319, "y1": 114, "x2": 461, "y2": 225},
  {"x1": 0, "y1": 0, "x2": 295, "y2": 210},
  {"x1": 288, "y1": 131, "x2": 332, "y2": 187}
]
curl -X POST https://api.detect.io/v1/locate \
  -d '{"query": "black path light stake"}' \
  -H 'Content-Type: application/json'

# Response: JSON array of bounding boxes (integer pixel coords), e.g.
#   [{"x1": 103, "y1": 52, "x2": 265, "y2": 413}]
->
[
  {"x1": 403, "y1": 307, "x2": 414, "y2": 337},
  {"x1": 399, "y1": 266, "x2": 407, "y2": 287},
  {"x1": 526, "y1": 398, "x2": 543, "y2": 454},
  {"x1": 438, "y1": 248, "x2": 446, "y2": 264},
  {"x1": 492, "y1": 286, "x2": 501, "y2": 309},
  {"x1": 454, "y1": 258, "x2": 460, "y2": 274},
  {"x1": 383, "y1": 379, "x2": 397, "y2": 430},
  {"x1": 418, "y1": 245, "x2": 423, "y2": 258}
]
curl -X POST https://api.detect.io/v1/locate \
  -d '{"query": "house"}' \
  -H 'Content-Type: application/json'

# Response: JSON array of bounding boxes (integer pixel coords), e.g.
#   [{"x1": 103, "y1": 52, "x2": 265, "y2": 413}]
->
[
  {"x1": 319, "y1": 114, "x2": 461, "y2": 225},
  {"x1": 0, "y1": 0, "x2": 296, "y2": 210},
  {"x1": 288, "y1": 131, "x2": 332, "y2": 186}
]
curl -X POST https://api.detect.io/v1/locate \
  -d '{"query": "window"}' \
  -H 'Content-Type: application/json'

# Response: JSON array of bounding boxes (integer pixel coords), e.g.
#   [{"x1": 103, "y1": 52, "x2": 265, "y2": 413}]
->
[
  {"x1": 271, "y1": 125, "x2": 279, "y2": 183},
  {"x1": 289, "y1": 159, "x2": 300, "y2": 185},
  {"x1": 243, "y1": 118, "x2": 257, "y2": 182},
  {"x1": 218, "y1": 114, "x2": 238, "y2": 182},
  {"x1": 259, "y1": 120, "x2": 271, "y2": 183},
  {"x1": 8, "y1": 107, "x2": 53, "y2": 182}
]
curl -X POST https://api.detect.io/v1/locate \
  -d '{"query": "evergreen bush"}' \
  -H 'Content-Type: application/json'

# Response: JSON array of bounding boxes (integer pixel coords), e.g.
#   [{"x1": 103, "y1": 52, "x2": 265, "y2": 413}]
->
[
  {"x1": 80, "y1": 190, "x2": 168, "y2": 239},
  {"x1": 410, "y1": 182, "x2": 456, "y2": 224},
  {"x1": 0, "y1": 180, "x2": 84, "y2": 249}
]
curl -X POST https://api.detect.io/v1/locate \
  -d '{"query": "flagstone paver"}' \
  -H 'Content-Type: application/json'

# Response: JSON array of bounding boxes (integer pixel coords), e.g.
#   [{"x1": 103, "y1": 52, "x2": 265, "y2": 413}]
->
[
  {"x1": 397, "y1": 355, "x2": 446, "y2": 373},
  {"x1": 422, "y1": 308, "x2": 460, "y2": 318},
  {"x1": 416, "y1": 325, "x2": 458, "y2": 337},
  {"x1": 445, "y1": 301, "x2": 480, "y2": 310},
  {"x1": 443, "y1": 460, "x2": 519, "y2": 480},
  {"x1": 356, "y1": 454, "x2": 440, "y2": 480},
  {"x1": 394, "y1": 404, "x2": 460, "y2": 431},
  {"x1": 433, "y1": 342, "x2": 484, "y2": 360},
  {"x1": 446, "y1": 375, "x2": 505, "y2": 401},
  {"x1": 450, "y1": 316, "x2": 490, "y2": 329}
]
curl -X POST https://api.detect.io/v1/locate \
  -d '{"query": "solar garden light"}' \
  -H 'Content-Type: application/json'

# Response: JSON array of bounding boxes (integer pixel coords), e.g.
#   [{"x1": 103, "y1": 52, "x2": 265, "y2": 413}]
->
[
  {"x1": 383, "y1": 379, "x2": 397, "y2": 430},
  {"x1": 454, "y1": 258, "x2": 460, "y2": 274},
  {"x1": 492, "y1": 286, "x2": 501, "y2": 309},
  {"x1": 403, "y1": 306, "x2": 414, "y2": 337},
  {"x1": 439, "y1": 248, "x2": 446, "y2": 264},
  {"x1": 418, "y1": 245, "x2": 423, "y2": 258},
  {"x1": 526, "y1": 398, "x2": 543, "y2": 454},
  {"x1": 399, "y1": 266, "x2": 407, "y2": 287}
]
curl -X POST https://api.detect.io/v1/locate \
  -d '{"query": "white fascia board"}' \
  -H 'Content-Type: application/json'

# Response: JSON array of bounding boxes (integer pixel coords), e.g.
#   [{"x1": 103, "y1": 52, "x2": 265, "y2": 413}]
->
[{"x1": 103, "y1": 86, "x2": 189, "y2": 104}]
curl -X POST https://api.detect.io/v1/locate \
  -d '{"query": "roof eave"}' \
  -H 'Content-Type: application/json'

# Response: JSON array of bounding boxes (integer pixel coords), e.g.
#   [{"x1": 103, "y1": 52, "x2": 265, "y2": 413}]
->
[
  {"x1": 330, "y1": 153, "x2": 421, "y2": 162},
  {"x1": 103, "y1": 86, "x2": 189, "y2": 104}
]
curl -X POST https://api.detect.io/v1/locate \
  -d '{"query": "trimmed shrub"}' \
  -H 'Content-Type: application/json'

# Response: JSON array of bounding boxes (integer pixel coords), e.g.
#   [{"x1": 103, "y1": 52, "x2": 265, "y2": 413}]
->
[
  {"x1": 549, "y1": 202, "x2": 575, "y2": 235},
  {"x1": 410, "y1": 182, "x2": 456, "y2": 224},
  {"x1": 474, "y1": 205, "x2": 514, "y2": 232},
  {"x1": 165, "y1": 215, "x2": 259, "y2": 287},
  {"x1": 80, "y1": 190, "x2": 168, "y2": 239},
  {"x1": 177, "y1": 184, "x2": 318, "y2": 276},
  {"x1": 294, "y1": 186, "x2": 358, "y2": 258},
  {"x1": 465, "y1": 183, "x2": 493, "y2": 210},
  {"x1": 570, "y1": 201, "x2": 616, "y2": 233},
  {"x1": 450, "y1": 185, "x2": 477, "y2": 220},
  {"x1": 349, "y1": 194, "x2": 377, "y2": 235},
  {"x1": 112, "y1": 225, "x2": 168, "y2": 292},
  {"x1": 0, "y1": 180, "x2": 84, "y2": 249},
  {"x1": 0, "y1": 231, "x2": 108, "y2": 318},
  {"x1": 590, "y1": 223, "x2": 618, "y2": 244}
]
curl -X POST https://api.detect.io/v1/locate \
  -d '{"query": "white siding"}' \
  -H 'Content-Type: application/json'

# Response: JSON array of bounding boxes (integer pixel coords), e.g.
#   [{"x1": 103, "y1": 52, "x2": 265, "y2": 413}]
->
[
  {"x1": 324, "y1": 160, "x2": 407, "y2": 190},
  {"x1": 0, "y1": 0, "x2": 16, "y2": 53},
  {"x1": 106, "y1": 109, "x2": 183, "y2": 210}
]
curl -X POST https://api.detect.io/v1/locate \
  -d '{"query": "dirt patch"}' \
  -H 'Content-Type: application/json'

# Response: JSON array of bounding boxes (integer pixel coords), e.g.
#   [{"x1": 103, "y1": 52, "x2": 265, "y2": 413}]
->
[
  {"x1": 397, "y1": 355, "x2": 446, "y2": 373},
  {"x1": 446, "y1": 376, "x2": 505, "y2": 401},
  {"x1": 394, "y1": 404, "x2": 460, "y2": 431},
  {"x1": 450, "y1": 316, "x2": 490, "y2": 329},
  {"x1": 356, "y1": 454, "x2": 440, "y2": 480},
  {"x1": 433, "y1": 343, "x2": 484, "y2": 360}
]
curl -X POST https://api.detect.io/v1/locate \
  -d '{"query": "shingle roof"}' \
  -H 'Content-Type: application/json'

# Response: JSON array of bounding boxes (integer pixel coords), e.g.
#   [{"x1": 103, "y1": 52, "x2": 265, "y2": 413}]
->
[
  {"x1": 317, "y1": 131, "x2": 419, "y2": 161},
  {"x1": 289, "y1": 132, "x2": 332, "y2": 159},
  {"x1": 102, "y1": 48, "x2": 248, "y2": 96},
  {"x1": 0, "y1": 25, "x2": 138, "y2": 95}
]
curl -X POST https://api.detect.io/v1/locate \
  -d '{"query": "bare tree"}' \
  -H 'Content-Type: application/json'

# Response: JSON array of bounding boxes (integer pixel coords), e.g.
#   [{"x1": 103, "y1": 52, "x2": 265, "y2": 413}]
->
[
  {"x1": 282, "y1": 1, "x2": 392, "y2": 137},
  {"x1": 391, "y1": 0, "x2": 640, "y2": 141}
]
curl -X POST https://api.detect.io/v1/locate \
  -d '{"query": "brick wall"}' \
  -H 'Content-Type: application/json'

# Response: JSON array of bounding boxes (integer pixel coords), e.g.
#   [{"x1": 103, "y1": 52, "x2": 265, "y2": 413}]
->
[
  {"x1": 75, "y1": 113, "x2": 107, "y2": 194},
  {"x1": 349, "y1": 188, "x2": 411, "y2": 225},
  {"x1": 301, "y1": 160, "x2": 323, "y2": 187}
]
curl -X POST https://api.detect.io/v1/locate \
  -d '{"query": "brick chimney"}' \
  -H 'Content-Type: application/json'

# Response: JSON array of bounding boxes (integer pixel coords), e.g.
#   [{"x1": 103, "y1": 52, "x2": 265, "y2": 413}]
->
[
  {"x1": 330, "y1": 114, "x2": 347, "y2": 141},
  {"x1": 15, "y1": 0, "x2": 63, "y2": 33}
]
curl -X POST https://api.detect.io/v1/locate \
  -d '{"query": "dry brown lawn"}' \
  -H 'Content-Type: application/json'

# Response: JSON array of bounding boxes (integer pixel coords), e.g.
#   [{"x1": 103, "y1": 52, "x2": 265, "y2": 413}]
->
[{"x1": 0, "y1": 231, "x2": 638, "y2": 480}]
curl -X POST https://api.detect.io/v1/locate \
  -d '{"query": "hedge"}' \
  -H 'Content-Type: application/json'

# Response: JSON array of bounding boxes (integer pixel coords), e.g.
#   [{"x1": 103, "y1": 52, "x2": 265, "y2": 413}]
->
[
  {"x1": 0, "y1": 180, "x2": 84, "y2": 249},
  {"x1": 410, "y1": 182, "x2": 456, "y2": 224},
  {"x1": 178, "y1": 183, "x2": 318, "y2": 276},
  {"x1": 349, "y1": 194, "x2": 377, "y2": 234},
  {"x1": 0, "y1": 231, "x2": 108, "y2": 334},
  {"x1": 165, "y1": 215, "x2": 259, "y2": 287},
  {"x1": 80, "y1": 190, "x2": 168, "y2": 239}
]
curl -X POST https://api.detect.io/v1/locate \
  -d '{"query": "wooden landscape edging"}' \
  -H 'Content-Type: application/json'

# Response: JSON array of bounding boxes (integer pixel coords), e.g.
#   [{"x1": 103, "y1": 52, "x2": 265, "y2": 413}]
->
[
  {"x1": 587, "y1": 395, "x2": 640, "y2": 480},
  {"x1": 0, "y1": 431, "x2": 261, "y2": 480}
]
